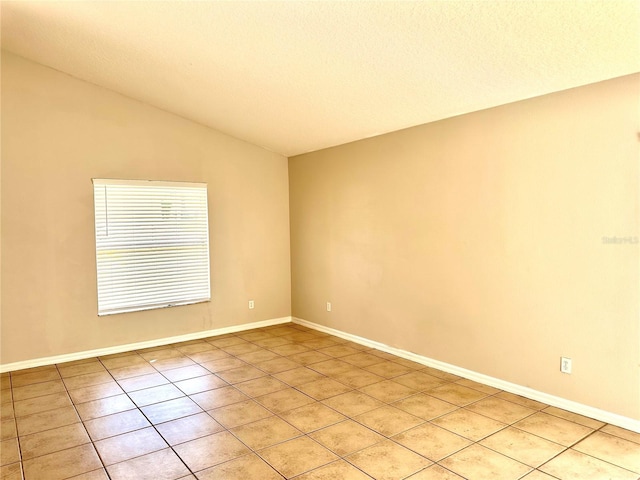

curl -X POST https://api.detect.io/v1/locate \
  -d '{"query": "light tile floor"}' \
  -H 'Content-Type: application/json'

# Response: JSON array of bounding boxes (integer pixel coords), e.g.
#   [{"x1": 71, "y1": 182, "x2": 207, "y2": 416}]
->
[{"x1": 1, "y1": 324, "x2": 639, "y2": 480}]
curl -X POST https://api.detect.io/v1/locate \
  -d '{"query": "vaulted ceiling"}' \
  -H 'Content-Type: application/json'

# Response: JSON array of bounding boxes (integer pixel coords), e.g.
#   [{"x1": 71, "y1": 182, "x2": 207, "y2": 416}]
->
[{"x1": 2, "y1": 1, "x2": 638, "y2": 156}]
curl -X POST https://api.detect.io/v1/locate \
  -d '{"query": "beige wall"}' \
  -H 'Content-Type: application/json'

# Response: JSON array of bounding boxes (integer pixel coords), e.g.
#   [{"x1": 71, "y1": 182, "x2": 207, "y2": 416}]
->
[
  {"x1": 290, "y1": 74, "x2": 640, "y2": 420},
  {"x1": 1, "y1": 52, "x2": 291, "y2": 364}
]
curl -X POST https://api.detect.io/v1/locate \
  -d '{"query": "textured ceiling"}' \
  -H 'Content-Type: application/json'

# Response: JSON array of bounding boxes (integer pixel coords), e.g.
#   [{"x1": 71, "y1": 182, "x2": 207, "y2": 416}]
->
[{"x1": 1, "y1": 1, "x2": 639, "y2": 156}]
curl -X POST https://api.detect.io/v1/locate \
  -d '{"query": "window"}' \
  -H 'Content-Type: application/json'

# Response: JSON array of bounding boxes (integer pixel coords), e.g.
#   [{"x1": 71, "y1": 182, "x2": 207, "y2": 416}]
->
[{"x1": 93, "y1": 179, "x2": 211, "y2": 316}]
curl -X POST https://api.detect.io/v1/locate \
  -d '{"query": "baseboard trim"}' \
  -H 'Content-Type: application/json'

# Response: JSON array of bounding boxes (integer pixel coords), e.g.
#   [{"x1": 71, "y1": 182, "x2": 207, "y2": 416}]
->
[
  {"x1": 293, "y1": 317, "x2": 640, "y2": 434},
  {"x1": 0, "y1": 316, "x2": 292, "y2": 373}
]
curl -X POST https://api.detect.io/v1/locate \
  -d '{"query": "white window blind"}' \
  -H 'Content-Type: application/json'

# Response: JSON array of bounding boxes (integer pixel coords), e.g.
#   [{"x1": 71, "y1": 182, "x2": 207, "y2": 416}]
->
[{"x1": 93, "y1": 179, "x2": 211, "y2": 316}]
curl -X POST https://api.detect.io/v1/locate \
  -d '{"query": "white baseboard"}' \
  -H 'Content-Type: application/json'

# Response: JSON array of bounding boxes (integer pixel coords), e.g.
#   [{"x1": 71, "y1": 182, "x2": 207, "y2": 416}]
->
[
  {"x1": 293, "y1": 317, "x2": 640, "y2": 434},
  {"x1": 0, "y1": 316, "x2": 292, "y2": 373}
]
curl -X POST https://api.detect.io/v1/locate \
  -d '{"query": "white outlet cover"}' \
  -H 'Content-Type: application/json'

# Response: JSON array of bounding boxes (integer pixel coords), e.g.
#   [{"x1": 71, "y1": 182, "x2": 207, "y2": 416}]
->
[{"x1": 560, "y1": 357, "x2": 572, "y2": 374}]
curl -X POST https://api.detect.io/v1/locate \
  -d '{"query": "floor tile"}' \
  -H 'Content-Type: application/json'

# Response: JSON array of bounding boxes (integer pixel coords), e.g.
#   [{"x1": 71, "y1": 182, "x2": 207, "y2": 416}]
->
[
  {"x1": 76, "y1": 394, "x2": 136, "y2": 421},
  {"x1": 236, "y1": 349, "x2": 281, "y2": 364},
  {"x1": 363, "y1": 361, "x2": 413, "y2": 379},
  {"x1": 341, "y1": 352, "x2": 386, "y2": 368},
  {"x1": 359, "y1": 380, "x2": 417, "y2": 403},
  {"x1": 519, "y1": 471, "x2": 558, "y2": 480},
  {"x1": 151, "y1": 356, "x2": 196, "y2": 371},
  {"x1": 68, "y1": 468, "x2": 110, "y2": 479},
  {"x1": 184, "y1": 349, "x2": 229, "y2": 364},
  {"x1": 278, "y1": 402, "x2": 345, "y2": 433},
  {"x1": 100, "y1": 354, "x2": 148, "y2": 370},
  {"x1": 201, "y1": 357, "x2": 246, "y2": 373},
  {"x1": 12, "y1": 380, "x2": 66, "y2": 401},
  {"x1": 309, "y1": 419, "x2": 384, "y2": 456},
  {"x1": 542, "y1": 406, "x2": 606, "y2": 430},
  {"x1": 173, "y1": 374, "x2": 227, "y2": 395},
  {"x1": 270, "y1": 343, "x2": 311, "y2": 356},
  {"x1": 256, "y1": 388, "x2": 314, "y2": 414},
  {"x1": 19, "y1": 422, "x2": 90, "y2": 460},
  {"x1": 427, "y1": 384, "x2": 488, "y2": 407},
  {"x1": 84, "y1": 409, "x2": 151, "y2": 441},
  {"x1": 419, "y1": 367, "x2": 461, "y2": 382},
  {"x1": 105, "y1": 448, "x2": 190, "y2": 480},
  {"x1": 355, "y1": 405, "x2": 424, "y2": 436},
  {"x1": 259, "y1": 436, "x2": 338, "y2": 478},
  {"x1": 116, "y1": 373, "x2": 169, "y2": 393},
  {"x1": 68, "y1": 381, "x2": 124, "y2": 404},
  {"x1": 16, "y1": 405, "x2": 80, "y2": 436},
  {"x1": 432, "y1": 409, "x2": 506, "y2": 441},
  {"x1": 465, "y1": 397, "x2": 536, "y2": 424},
  {"x1": 173, "y1": 431, "x2": 250, "y2": 471},
  {"x1": 230, "y1": 415, "x2": 302, "y2": 450},
  {"x1": 190, "y1": 386, "x2": 248, "y2": 410},
  {"x1": 330, "y1": 368, "x2": 385, "y2": 389},
  {"x1": 308, "y1": 359, "x2": 354, "y2": 376},
  {"x1": 253, "y1": 337, "x2": 293, "y2": 349},
  {"x1": 0, "y1": 438, "x2": 20, "y2": 466},
  {"x1": 207, "y1": 336, "x2": 247, "y2": 348},
  {"x1": 209, "y1": 399, "x2": 273, "y2": 429},
  {"x1": 11, "y1": 370, "x2": 60, "y2": 388},
  {"x1": 0, "y1": 389, "x2": 11, "y2": 404},
  {"x1": 392, "y1": 393, "x2": 458, "y2": 420},
  {"x1": 94, "y1": 426, "x2": 168, "y2": 465},
  {"x1": 217, "y1": 365, "x2": 268, "y2": 384},
  {"x1": 13, "y1": 392, "x2": 72, "y2": 417},
  {"x1": 62, "y1": 371, "x2": 113, "y2": 390},
  {"x1": 175, "y1": 342, "x2": 216, "y2": 355},
  {"x1": 22, "y1": 444, "x2": 102, "y2": 480},
  {"x1": 139, "y1": 348, "x2": 182, "y2": 362},
  {"x1": 109, "y1": 363, "x2": 157, "y2": 380},
  {"x1": 255, "y1": 357, "x2": 300, "y2": 374},
  {"x1": 273, "y1": 367, "x2": 325, "y2": 387},
  {"x1": 392, "y1": 371, "x2": 448, "y2": 391},
  {"x1": 454, "y1": 379, "x2": 501, "y2": 395},
  {"x1": 0, "y1": 462, "x2": 23, "y2": 480},
  {"x1": 196, "y1": 453, "x2": 284, "y2": 480},
  {"x1": 140, "y1": 397, "x2": 202, "y2": 424},
  {"x1": 0, "y1": 418, "x2": 17, "y2": 441},
  {"x1": 58, "y1": 362, "x2": 106, "y2": 378},
  {"x1": 346, "y1": 439, "x2": 432, "y2": 480},
  {"x1": 1, "y1": 403, "x2": 14, "y2": 421},
  {"x1": 294, "y1": 459, "x2": 372, "y2": 480},
  {"x1": 221, "y1": 343, "x2": 264, "y2": 356},
  {"x1": 160, "y1": 364, "x2": 209, "y2": 383},
  {"x1": 296, "y1": 377, "x2": 352, "y2": 400},
  {"x1": 573, "y1": 431, "x2": 640, "y2": 473},
  {"x1": 513, "y1": 412, "x2": 594, "y2": 446},
  {"x1": 494, "y1": 392, "x2": 548, "y2": 411},
  {"x1": 286, "y1": 351, "x2": 332, "y2": 366},
  {"x1": 479, "y1": 426, "x2": 565, "y2": 467},
  {"x1": 316, "y1": 345, "x2": 360, "y2": 358},
  {"x1": 234, "y1": 376, "x2": 288, "y2": 397},
  {"x1": 440, "y1": 444, "x2": 531, "y2": 480},
  {"x1": 539, "y1": 448, "x2": 638, "y2": 480},
  {"x1": 405, "y1": 465, "x2": 465, "y2": 479},
  {"x1": 322, "y1": 391, "x2": 384, "y2": 417},
  {"x1": 299, "y1": 339, "x2": 338, "y2": 350},
  {"x1": 154, "y1": 412, "x2": 223, "y2": 445},
  {"x1": 601, "y1": 424, "x2": 640, "y2": 444},
  {"x1": 128, "y1": 384, "x2": 184, "y2": 407},
  {"x1": 392, "y1": 423, "x2": 472, "y2": 461}
]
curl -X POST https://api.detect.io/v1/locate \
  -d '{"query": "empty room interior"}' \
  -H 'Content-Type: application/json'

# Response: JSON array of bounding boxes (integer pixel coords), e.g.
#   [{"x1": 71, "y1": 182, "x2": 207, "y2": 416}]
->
[{"x1": 1, "y1": 1, "x2": 639, "y2": 480}]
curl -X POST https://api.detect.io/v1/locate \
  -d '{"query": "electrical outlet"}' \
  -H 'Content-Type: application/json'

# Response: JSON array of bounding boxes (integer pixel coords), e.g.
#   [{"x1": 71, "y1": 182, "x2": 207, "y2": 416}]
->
[
  {"x1": 560, "y1": 357, "x2": 572, "y2": 374},
  {"x1": 326, "y1": 302, "x2": 332, "y2": 312},
  {"x1": 248, "y1": 300, "x2": 255, "y2": 309}
]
